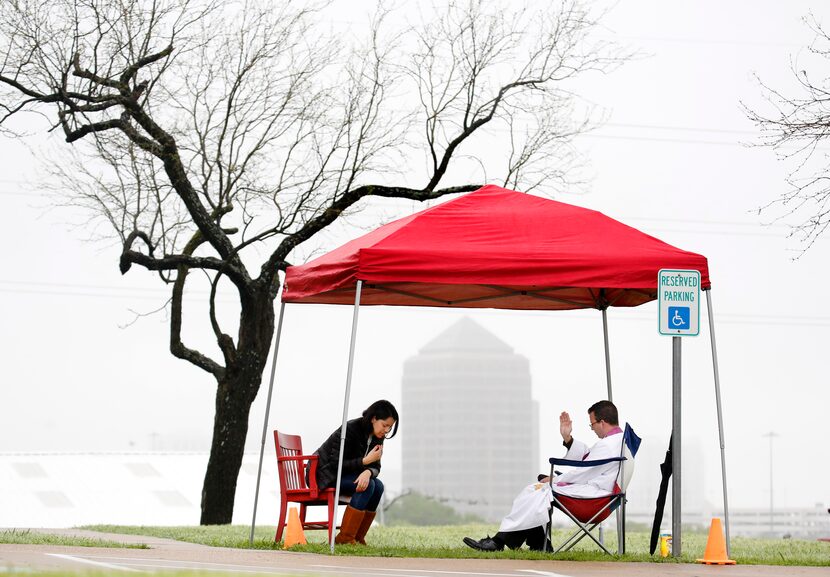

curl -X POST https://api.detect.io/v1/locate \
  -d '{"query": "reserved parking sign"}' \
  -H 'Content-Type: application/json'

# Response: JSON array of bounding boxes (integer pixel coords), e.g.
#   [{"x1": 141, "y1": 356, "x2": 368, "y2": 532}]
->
[{"x1": 658, "y1": 269, "x2": 700, "y2": 336}]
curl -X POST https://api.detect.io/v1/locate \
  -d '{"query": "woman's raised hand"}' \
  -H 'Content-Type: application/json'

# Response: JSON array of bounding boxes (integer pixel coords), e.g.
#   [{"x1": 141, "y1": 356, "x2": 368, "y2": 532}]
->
[{"x1": 363, "y1": 444, "x2": 383, "y2": 465}]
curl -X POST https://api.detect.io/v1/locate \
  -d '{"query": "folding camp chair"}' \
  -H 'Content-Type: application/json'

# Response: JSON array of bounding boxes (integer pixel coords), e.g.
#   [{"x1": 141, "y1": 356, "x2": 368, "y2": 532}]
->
[{"x1": 544, "y1": 423, "x2": 641, "y2": 555}]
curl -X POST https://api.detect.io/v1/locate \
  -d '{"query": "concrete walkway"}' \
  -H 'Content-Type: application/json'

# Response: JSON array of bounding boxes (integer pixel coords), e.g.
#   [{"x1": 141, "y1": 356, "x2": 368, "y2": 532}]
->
[{"x1": 1, "y1": 528, "x2": 827, "y2": 576}]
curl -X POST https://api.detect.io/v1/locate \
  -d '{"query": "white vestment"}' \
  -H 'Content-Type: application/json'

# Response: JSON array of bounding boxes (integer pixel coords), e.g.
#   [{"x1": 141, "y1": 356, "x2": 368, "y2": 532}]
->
[{"x1": 499, "y1": 430, "x2": 623, "y2": 533}]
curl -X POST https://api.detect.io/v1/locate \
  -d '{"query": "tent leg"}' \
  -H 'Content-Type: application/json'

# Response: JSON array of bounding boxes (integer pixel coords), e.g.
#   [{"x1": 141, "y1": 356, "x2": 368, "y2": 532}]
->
[
  {"x1": 249, "y1": 301, "x2": 287, "y2": 546},
  {"x1": 705, "y1": 289, "x2": 731, "y2": 556},
  {"x1": 330, "y1": 280, "x2": 363, "y2": 554},
  {"x1": 602, "y1": 308, "x2": 613, "y2": 402},
  {"x1": 602, "y1": 308, "x2": 621, "y2": 546}
]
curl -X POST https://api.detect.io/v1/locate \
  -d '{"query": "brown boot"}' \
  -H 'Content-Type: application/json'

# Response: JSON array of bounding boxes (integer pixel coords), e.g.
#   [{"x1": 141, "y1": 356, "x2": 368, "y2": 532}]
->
[
  {"x1": 334, "y1": 506, "x2": 365, "y2": 545},
  {"x1": 355, "y1": 511, "x2": 376, "y2": 545}
]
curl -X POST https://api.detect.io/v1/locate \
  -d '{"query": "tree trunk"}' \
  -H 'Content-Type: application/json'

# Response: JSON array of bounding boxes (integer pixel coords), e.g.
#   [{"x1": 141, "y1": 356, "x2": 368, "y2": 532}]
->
[{"x1": 200, "y1": 287, "x2": 275, "y2": 524}]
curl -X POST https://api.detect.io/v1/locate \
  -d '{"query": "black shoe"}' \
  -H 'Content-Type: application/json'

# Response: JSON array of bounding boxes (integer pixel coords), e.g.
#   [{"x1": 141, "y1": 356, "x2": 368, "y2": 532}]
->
[{"x1": 463, "y1": 535, "x2": 503, "y2": 552}]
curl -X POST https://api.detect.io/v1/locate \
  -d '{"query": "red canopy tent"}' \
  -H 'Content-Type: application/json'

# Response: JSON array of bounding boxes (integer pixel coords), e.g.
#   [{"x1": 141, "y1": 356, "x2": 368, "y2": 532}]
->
[
  {"x1": 282, "y1": 184, "x2": 711, "y2": 309},
  {"x1": 251, "y1": 185, "x2": 730, "y2": 555}
]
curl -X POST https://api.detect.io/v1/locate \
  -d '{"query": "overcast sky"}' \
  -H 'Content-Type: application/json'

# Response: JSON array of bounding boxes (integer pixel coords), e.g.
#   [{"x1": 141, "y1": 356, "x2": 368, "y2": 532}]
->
[{"x1": 3, "y1": 0, "x2": 829, "y2": 522}]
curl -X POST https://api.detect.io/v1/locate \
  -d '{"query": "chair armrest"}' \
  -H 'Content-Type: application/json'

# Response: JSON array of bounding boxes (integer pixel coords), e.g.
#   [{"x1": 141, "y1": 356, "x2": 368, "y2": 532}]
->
[
  {"x1": 278, "y1": 454, "x2": 321, "y2": 498},
  {"x1": 277, "y1": 455, "x2": 312, "y2": 464},
  {"x1": 306, "y1": 455, "x2": 321, "y2": 499},
  {"x1": 549, "y1": 456, "x2": 625, "y2": 468}
]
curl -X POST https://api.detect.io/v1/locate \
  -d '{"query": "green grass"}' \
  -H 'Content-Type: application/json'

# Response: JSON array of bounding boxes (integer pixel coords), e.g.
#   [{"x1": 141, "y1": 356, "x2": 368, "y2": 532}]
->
[
  {"x1": 81, "y1": 523, "x2": 830, "y2": 566},
  {"x1": 0, "y1": 528, "x2": 148, "y2": 549},
  {"x1": 0, "y1": 573, "x2": 280, "y2": 577},
  {"x1": 82, "y1": 524, "x2": 274, "y2": 549}
]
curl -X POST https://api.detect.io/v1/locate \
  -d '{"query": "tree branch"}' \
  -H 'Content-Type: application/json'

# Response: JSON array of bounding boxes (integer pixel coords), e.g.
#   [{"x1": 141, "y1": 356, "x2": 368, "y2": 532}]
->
[
  {"x1": 260, "y1": 184, "x2": 480, "y2": 282},
  {"x1": 209, "y1": 271, "x2": 237, "y2": 366},
  {"x1": 169, "y1": 229, "x2": 226, "y2": 379},
  {"x1": 63, "y1": 118, "x2": 125, "y2": 142},
  {"x1": 170, "y1": 264, "x2": 225, "y2": 378},
  {"x1": 745, "y1": 13, "x2": 830, "y2": 251},
  {"x1": 120, "y1": 44, "x2": 174, "y2": 84}
]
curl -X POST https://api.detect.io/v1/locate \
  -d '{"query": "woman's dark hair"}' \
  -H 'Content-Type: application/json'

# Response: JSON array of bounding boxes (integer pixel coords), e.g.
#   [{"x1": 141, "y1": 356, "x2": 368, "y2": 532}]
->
[{"x1": 362, "y1": 399, "x2": 399, "y2": 439}]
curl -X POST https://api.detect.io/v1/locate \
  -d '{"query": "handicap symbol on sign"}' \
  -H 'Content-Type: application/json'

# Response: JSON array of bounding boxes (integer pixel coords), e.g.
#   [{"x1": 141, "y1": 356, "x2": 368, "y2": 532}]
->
[{"x1": 668, "y1": 306, "x2": 690, "y2": 329}]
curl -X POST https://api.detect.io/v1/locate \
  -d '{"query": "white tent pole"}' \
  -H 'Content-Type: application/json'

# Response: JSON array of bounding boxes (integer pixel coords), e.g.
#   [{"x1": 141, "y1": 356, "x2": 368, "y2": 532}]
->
[
  {"x1": 602, "y1": 308, "x2": 613, "y2": 402},
  {"x1": 600, "y1": 306, "x2": 614, "y2": 545},
  {"x1": 330, "y1": 280, "x2": 363, "y2": 553},
  {"x1": 705, "y1": 288, "x2": 731, "y2": 555},
  {"x1": 249, "y1": 300, "x2": 287, "y2": 546}
]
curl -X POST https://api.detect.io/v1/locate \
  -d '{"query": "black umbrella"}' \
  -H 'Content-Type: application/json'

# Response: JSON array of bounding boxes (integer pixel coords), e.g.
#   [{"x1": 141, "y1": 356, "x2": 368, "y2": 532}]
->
[{"x1": 649, "y1": 435, "x2": 673, "y2": 555}]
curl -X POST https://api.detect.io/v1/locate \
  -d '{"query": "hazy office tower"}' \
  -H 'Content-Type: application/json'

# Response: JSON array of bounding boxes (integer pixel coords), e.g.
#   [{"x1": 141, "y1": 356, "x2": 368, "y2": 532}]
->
[{"x1": 402, "y1": 317, "x2": 539, "y2": 521}]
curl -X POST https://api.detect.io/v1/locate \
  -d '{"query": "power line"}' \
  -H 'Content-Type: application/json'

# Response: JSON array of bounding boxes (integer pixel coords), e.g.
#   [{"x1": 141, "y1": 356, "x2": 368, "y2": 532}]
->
[
  {"x1": 620, "y1": 226, "x2": 803, "y2": 240},
  {"x1": 0, "y1": 122, "x2": 820, "y2": 184},
  {"x1": 577, "y1": 132, "x2": 786, "y2": 148},
  {"x1": 2, "y1": 279, "x2": 828, "y2": 328},
  {"x1": 620, "y1": 34, "x2": 807, "y2": 50},
  {"x1": 621, "y1": 215, "x2": 779, "y2": 228},
  {"x1": 606, "y1": 122, "x2": 758, "y2": 136},
  {"x1": 0, "y1": 279, "x2": 237, "y2": 304},
  {"x1": 590, "y1": 133, "x2": 735, "y2": 145},
  {"x1": 513, "y1": 310, "x2": 830, "y2": 328},
  {"x1": 0, "y1": 287, "x2": 237, "y2": 305},
  {"x1": 1, "y1": 187, "x2": 803, "y2": 238},
  {"x1": 0, "y1": 279, "x2": 172, "y2": 293},
  {"x1": 0, "y1": 190, "x2": 41, "y2": 197}
]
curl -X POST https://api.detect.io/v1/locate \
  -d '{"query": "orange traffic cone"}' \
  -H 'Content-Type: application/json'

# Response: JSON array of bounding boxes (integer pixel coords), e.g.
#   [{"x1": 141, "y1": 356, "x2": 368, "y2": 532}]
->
[
  {"x1": 282, "y1": 507, "x2": 307, "y2": 549},
  {"x1": 696, "y1": 518, "x2": 736, "y2": 565}
]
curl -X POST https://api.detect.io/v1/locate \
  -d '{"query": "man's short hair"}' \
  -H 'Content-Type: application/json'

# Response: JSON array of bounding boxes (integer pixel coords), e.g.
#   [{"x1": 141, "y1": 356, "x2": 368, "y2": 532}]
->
[{"x1": 588, "y1": 400, "x2": 618, "y2": 426}]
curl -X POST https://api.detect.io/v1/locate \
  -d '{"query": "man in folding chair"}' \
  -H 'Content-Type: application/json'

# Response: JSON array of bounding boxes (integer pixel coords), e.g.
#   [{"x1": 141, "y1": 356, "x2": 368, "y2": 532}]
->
[{"x1": 463, "y1": 400, "x2": 624, "y2": 552}]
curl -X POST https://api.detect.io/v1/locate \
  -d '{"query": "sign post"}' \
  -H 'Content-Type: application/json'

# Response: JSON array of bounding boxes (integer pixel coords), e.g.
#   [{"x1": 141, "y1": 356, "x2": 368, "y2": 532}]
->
[{"x1": 658, "y1": 269, "x2": 700, "y2": 558}]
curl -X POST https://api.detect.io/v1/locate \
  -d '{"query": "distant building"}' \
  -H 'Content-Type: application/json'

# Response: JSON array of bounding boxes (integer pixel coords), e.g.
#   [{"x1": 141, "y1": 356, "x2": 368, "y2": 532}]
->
[
  {"x1": 711, "y1": 505, "x2": 830, "y2": 539},
  {"x1": 0, "y1": 452, "x2": 278, "y2": 527},
  {"x1": 401, "y1": 317, "x2": 539, "y2": 522}
]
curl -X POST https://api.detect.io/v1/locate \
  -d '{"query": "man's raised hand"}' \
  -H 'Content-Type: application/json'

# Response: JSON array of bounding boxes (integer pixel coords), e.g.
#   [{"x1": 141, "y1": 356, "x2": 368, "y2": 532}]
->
[{"x1": 560, "y1": 411, "x2": 573, "y2": 444}]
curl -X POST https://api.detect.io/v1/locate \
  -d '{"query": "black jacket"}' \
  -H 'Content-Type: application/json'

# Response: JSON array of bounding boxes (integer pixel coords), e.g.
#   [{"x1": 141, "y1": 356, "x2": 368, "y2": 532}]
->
[{"x1": 313, "y1": 417, "x2": 383, "y2": 489}]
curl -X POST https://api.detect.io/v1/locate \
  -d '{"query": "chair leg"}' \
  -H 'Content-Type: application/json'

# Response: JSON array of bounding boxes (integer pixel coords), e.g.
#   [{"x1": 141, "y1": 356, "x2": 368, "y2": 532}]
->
[
  {"x1": 326, "y1": 497, "x2": 336, "y2": 544},
  {"x1": 562, "y1": 521, "x2": 613, "y2": 555},
  {"x1": 275, "y1": 500, "x2": 288, "y2": 543},
  {"x1": 556, "y1": 515, "x2": 598, "y2": 553},
  {"x1": 300, "y1": 503, "x2": 308, "y2": 528},
  {"x1": 617, "y1": 499, "x2": 626, "y2": 555},
  {"x1": 551, "y1": 498, "x2": 614, "y2": 555},
  {"x1": 544, "y1": 464, "x2": 554, "y2": 552}
]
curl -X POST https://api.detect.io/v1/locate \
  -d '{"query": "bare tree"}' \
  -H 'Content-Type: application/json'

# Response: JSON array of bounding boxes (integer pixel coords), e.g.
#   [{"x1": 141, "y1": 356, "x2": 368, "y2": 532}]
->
[
  {"x1": 745, "y1": 14, "x2": 830, "y2": 251},
  {"x1": 0, "y1": 0, "x2": 625, "y2": 524}
]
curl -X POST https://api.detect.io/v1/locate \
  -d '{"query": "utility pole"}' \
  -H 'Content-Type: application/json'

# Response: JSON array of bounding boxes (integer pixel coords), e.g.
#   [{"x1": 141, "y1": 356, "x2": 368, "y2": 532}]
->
[{"x1": 762, "y1": 431, "x2": 779, "y2": 535}]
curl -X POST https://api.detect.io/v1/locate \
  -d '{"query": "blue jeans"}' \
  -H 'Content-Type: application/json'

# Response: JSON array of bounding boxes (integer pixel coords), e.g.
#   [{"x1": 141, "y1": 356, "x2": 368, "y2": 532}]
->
[{"x1": 339, "y1": 473, "x2": 384, "y2": 511}]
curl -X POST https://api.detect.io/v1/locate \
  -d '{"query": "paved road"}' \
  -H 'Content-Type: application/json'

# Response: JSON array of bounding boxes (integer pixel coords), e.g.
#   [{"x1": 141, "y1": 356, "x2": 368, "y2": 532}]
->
[{"x1": 1, "y1": 529, "x2": 828, "y2": 576}]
